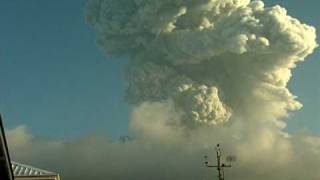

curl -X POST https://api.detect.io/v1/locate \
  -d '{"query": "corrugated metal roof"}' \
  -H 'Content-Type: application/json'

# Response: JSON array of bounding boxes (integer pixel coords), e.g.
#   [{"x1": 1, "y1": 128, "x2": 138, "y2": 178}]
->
[{"x1": 11, "y1": 161, "x2": 57, "y2": 176}]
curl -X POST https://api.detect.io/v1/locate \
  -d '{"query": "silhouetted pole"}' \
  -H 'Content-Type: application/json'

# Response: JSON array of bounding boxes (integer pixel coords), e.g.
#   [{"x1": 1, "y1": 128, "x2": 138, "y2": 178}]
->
[
  {"x1": 204, "y1": 144, "x2": 234, "y2": 180},
  {"x1": 0, "y1": 114, "x2": 14, "y2": 180}
]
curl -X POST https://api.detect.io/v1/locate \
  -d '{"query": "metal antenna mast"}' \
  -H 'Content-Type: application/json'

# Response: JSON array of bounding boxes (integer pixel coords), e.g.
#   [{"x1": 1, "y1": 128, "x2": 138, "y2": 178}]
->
[{"x1": 204, "y1": 144, "x2": 235, "y2": 180}]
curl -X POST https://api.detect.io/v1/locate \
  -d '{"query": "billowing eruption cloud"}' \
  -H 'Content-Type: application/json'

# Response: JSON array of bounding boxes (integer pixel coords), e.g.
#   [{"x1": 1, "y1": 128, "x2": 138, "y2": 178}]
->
[
  {"x1": 86, "y1": 0, "x2": 316, "y2": 127},
  {"x1": 7, "y1": 0, "x2": 319, "y2": 180}
]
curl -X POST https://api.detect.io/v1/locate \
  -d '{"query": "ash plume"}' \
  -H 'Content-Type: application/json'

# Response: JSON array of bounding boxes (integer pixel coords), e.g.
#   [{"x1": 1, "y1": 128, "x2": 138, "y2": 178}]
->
[{"x1": 86, "y1": 0, "x2": 317, "y2": 128}]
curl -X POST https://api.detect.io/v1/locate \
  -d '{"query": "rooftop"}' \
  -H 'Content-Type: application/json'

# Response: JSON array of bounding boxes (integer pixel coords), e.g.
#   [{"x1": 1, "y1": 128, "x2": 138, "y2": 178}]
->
[{"x1": 11, "y1": 161, "x2": 58, "y2": 177}]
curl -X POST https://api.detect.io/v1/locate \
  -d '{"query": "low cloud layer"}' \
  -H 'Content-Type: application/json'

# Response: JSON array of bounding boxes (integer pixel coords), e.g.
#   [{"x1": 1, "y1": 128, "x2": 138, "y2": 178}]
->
[
  {"x1": 6, "y1": 0, "x2": 320, "y2": 179},
  {"x1": 7, "y1": 119, "x2": 320, "y2": 179}
]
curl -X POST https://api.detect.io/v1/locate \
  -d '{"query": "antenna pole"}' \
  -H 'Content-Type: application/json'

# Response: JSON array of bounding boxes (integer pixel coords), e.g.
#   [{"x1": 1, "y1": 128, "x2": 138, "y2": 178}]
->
[
  {"x1": 204, "y1": 144, "x2": 232, "y2": 180},
  {"x1": 216, "y1": 144, "x2": 223, "y2": 180}
]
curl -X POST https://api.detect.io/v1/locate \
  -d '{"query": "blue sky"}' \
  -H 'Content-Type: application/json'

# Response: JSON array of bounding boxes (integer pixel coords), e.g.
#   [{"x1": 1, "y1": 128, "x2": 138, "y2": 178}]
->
[{"x1": 0, "y1": 0, "x2": 319, "y2": 139}]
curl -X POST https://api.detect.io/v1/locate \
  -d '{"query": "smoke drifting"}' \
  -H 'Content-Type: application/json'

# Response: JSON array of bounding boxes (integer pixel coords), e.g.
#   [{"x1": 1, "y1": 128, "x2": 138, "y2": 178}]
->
[{"x1": 7, "y1": 0, "x2": 319, "y2": 180}]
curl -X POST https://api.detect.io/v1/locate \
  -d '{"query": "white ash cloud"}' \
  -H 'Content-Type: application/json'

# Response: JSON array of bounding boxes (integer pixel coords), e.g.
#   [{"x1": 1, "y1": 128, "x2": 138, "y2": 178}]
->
[
  {"x1": 6, "y1": 0, "x2": 320, "y2": 179},
  {"x1": 86, "y1": 0, "x2": 317, "y2": 127}
]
